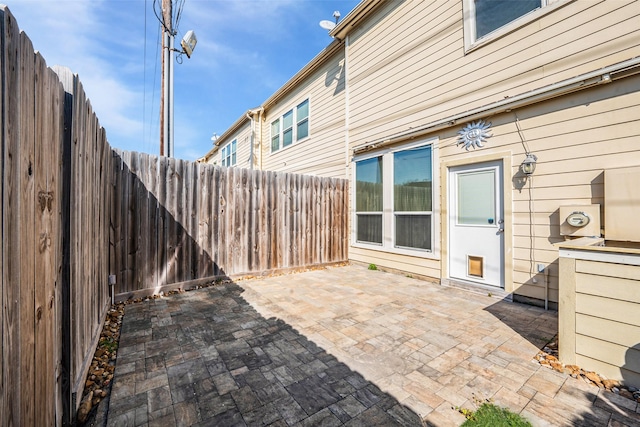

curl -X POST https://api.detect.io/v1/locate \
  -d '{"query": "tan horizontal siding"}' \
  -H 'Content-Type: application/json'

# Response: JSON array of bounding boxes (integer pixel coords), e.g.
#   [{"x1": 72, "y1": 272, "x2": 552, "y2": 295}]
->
[
  {"x1": 576, "y1": 272, "x2": 640, "y2": 303},
  {"x1": 576, "y1": 313, "x2": 640, "y2": 349},
  {"x1": 508, "y1": 98, "x2": 640, "y2": 143},
  {"x1": 264, "y1": 152, "x2": 344, "y2": 179},
  {"x1": 260, "y1": 51, "x2": 345, "y2": 179},
  {"x1": 576, "y1": 259, "x2": 640, "y2": 281},
  {"x1": 576, "y1": 335, "x2": 640, "y2": 374},
  {"x1": 349, "y1": 246, "x2": 440, "y2": 280},
  {"x1": 512, "y1": 279, "x2": 559, "y2": 302},
  {"x1": 576, "y1": 293, "x2": 640, "y2": 325},
  {"x1": 575, "y1": 354, "x2": 640, "y2": 385},
  {"x1": 513, "y1": 224, "x2": 561, "y2": 238},
  {"x1": 348, "y1": 1, "x2": 640, "y2": 146},
  {"x1": 349, "y1": 9, "x2": 460, "y2": 92},
  {"x1": 349, "y1": 1, "x2": 457, "y2": 78},
  {"x1": 514, "y1": 236, "x2": 564, "y2": 252},
  {"x1": 513, "y1": 248, "x2": 559, "y2": 265},
  {"x1": 513, "y1": 258, "x2": 558, "y2": 278},
  {"x1": 235, "y1": 127, "x2": 254, "y2": 169}
]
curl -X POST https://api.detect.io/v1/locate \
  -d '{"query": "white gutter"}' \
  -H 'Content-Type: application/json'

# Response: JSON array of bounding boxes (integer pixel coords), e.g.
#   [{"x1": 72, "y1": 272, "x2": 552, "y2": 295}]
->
[
  {"x1": 353, "y1": 56, "x2": 640, "y2": 154},
  {"x1": 330, "y1": 0, "x2": 383, "y2": 41}
]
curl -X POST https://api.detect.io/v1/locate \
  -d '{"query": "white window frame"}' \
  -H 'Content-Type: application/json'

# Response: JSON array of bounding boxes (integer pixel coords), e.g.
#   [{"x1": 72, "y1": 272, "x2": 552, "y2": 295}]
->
[
  {"x1": 352, "y1": 138, "x2": 439, "y2": 259},
  {"x1": 463, "y1": 0, "x2": 571, "y2": 52},
  {"x1": 270, "y1": 98, "x2": 310, "y2": 153},
  {"x1": 220, "y1": 139, "x2": 237, "y2": 167}
]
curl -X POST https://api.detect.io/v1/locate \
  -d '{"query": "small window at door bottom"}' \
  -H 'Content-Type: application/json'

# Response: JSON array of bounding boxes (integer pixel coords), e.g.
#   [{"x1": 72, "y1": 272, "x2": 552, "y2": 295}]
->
[{"x1": 468, "y1": 255, "x2": 484, "y2": 278}]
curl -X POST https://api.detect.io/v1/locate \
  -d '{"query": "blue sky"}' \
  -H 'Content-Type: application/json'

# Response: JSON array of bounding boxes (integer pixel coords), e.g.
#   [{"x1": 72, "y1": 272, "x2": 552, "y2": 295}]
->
[{"x1": 7, "y1": 0, "x2": 360, "y2": 160}]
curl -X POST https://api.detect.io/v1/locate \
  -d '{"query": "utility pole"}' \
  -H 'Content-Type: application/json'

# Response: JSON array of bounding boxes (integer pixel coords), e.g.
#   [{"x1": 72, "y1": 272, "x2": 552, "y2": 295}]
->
[
  {"x1": 160, "y1": 0, "x2": 174, "y2": 157},
  {"x1": 158, "y1": 1, "x2": 197, "y2": 157}
]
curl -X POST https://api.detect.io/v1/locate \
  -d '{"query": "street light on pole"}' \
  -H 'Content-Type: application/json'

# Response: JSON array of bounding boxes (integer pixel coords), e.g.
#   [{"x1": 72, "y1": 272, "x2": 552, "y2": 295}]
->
[{"x1": 160, "y1": 0, "x2": 197, "y2": 158}]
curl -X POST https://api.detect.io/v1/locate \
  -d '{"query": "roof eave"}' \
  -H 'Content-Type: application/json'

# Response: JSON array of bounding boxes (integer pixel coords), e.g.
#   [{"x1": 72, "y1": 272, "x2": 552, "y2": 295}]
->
[
  {"x1": 200, "y1": 108, "x2": 259, "y2": 161},
  {"x1": 330, "y1": 0, "x2": 384, "y2": 40},
  {"x1": 262, "y1": 39, "x2": 343, "y2": 111}
]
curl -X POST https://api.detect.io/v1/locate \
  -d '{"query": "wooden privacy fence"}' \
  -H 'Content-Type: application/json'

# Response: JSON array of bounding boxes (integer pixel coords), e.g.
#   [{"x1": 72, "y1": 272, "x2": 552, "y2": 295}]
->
[
  {"x1": 1, "y1": 6, "x2": 112, "y2": 426},
  {"x1": 1, "y1": 5, "x2": 349, "y2": 426},
  {"x1": 56, "y1": 66, "x2": 113, "y2": 424},
  {"x1": 111, "y1": 150, "x2": 349, "y2": 299}
]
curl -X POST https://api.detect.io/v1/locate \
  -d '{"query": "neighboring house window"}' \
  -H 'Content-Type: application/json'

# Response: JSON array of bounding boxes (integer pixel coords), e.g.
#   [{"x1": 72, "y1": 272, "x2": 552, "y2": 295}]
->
[
  {"x1": 296, "y1": 99, "x2": 309, "y2": 140},
  {"x1": 271, "y1": 98, "x2": 310, "y2": 152},
  {"x1": 271, "y1": 120, "x2": 280, "y2": 152},
  {"x1": 283, "y1": 110, "x2": 293, "y2": 148},
  {"x1": 463, "y1": 0, "x2": 564, "y2": 49},
  {"x1": 355, "y1": 141, "x2": 434, "y2": 252},
  {"x1": 221, "y1": 139, "x2": 236, "y2": 167}
]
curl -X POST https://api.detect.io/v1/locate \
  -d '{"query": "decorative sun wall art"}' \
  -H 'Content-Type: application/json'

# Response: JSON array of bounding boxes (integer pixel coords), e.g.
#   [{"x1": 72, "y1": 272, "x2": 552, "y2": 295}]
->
[{"x1": 457, "y1": 120, "x2": 492, "y2": 150}]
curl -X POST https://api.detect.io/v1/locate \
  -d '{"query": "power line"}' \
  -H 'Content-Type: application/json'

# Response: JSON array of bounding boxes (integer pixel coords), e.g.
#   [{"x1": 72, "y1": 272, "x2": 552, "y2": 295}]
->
[
  {"x1": 174, "y1": 0, "x2": 186, "y2": 33},
  {"x1": 143, "y1": 0, "x2": 148, "y2": 153},
  {"x1": 152, "y1": 0, "x2": 171, "y2": 33}
]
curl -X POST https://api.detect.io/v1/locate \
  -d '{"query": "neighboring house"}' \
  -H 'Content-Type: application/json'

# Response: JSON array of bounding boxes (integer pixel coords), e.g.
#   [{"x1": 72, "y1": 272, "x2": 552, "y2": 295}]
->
[
  {"x1": 198, "y1": 40, "x2": 347, "y2": 176},
  {"x1": 200, "y1": 0, "x2": 640, "y2": 309}
]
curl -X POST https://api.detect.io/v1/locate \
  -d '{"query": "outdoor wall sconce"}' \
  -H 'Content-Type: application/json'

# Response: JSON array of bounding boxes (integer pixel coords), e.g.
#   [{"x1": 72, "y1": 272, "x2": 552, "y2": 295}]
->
[{"x1": 521, "y1": 153, "x2": 538, "y2": 175}]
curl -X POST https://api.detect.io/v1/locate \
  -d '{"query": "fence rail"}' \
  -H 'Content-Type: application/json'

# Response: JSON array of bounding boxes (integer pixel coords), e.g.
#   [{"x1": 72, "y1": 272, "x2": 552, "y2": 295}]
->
[{"x1": 1, "y1": 6, "x2": 349, "y2": 425}]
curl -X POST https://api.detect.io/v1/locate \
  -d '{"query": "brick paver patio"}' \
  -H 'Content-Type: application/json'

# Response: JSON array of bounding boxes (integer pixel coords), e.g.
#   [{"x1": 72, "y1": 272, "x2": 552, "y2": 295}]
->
[{"x1": 107, "y1": 265, "x2": 640, "y2": 426}]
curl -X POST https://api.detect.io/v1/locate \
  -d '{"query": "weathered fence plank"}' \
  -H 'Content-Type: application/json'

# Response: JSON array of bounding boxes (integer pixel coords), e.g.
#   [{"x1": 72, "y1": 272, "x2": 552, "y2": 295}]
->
[
  {"x1": 19, "y1": 31, "x2": 37, "y2": 427},
  {"x1": 2, "y1": 8, "x2": 22, "y2": 424},
  {"x1": 0, "y1": 9, "x2": 5, "y2": 424}
]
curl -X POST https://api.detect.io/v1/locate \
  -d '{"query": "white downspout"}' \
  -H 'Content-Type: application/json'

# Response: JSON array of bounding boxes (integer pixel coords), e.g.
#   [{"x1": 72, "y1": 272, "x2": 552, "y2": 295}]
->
[
  {"x1": 344, "y1": 34, "x2": 350, "y2": 180},
  {"x1": 344, "y1": 35, "x2": 352, "y2": 251},
  {"x1": 246, "y1": 111, "x2": 255, "y2": 170},
  {"x1": 258, "y1": 108, "x2": 264, "y2": 170},
  {"x1": 246, "y1": 107, "x2": 265, "y2": 170}
]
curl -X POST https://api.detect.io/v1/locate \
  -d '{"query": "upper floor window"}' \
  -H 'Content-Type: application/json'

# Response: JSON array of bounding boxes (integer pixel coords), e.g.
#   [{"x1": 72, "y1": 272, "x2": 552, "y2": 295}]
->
[
  {"x1": 271, "y1": 98, "x2": 310, "y2": 152},
  {"x1": 464, "y1": 0, "x2": 564, "y2": 50},
  {"x1": 221, "y1": 139, "x2": 236, "y2": 167}
]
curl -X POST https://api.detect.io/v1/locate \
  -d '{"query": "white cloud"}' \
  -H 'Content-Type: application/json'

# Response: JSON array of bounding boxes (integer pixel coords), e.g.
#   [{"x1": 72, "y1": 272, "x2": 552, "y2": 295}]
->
[
  {"x1": 7, "y1": 0, "x2": 149, "y2": 150},
  {"x1": 5, "y1": 0, "x2": 360, "y2": 160}
]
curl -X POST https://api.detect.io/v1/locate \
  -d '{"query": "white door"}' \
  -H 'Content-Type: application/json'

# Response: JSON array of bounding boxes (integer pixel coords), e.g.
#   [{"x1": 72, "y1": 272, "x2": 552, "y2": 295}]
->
[{"x1": 449, "y1": 161, "x2": 504, "y2": 288}]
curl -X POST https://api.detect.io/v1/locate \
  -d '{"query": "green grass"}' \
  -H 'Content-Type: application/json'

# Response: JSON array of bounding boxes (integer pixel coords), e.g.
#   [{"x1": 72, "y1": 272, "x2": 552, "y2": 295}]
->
[
  {"x1": 368, "y1": 263, "x2": 378, "y2": 270},
  {"x1": 460, "y1": 402, "x2": 532, "y2": 427},
  {"x1": 99, "y1": 337, "x2": 118, "y2": 352}
]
